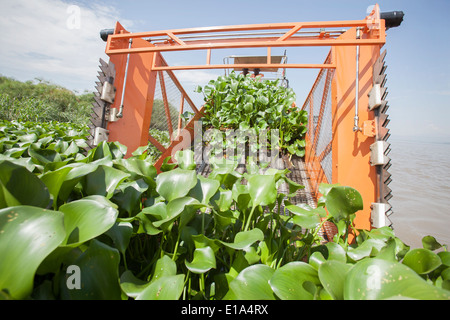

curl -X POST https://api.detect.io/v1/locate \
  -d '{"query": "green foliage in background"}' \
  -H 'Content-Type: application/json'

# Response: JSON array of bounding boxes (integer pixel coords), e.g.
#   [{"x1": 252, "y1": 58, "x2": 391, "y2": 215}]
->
[
  {"x1": 0, "y1": 76, "x2": 93, "y2": 125},
  {"x1": 0, "y1": 76, "x2": 172, "y2": 160},
  {"x1": 149, "y1": 99, "x2": 180, "y2": 132}
]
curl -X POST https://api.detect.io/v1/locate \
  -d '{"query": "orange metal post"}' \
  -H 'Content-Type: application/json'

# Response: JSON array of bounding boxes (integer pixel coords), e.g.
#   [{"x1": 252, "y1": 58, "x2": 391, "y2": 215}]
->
[
  {"x1": 107, "y1": 22, "x2": 158, "y2": 158},
  {"x1": 331, "y1": 20, "x2": 386, "y2": 232}
]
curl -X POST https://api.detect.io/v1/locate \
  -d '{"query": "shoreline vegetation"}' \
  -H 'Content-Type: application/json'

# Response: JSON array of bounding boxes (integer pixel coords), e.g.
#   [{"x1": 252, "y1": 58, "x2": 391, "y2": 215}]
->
[{"x1": 0, "y1": 75, "x2": 93, "y2": 125}]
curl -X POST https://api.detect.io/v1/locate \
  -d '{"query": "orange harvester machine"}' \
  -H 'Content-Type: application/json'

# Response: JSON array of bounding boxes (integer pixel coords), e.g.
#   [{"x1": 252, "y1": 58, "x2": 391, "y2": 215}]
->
[{"x1": 91, "y1": 5, "x2": 404, "y2": 233}]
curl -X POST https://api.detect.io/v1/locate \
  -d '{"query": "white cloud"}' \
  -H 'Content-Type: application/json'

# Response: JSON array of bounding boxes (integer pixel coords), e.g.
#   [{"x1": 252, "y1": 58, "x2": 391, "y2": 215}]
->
[
  {"x1": 172, "y1": 70, "x2": 223, "y2": 108},
  {"x1": 174, "y1": 70, "x2": 222, "y2": 86},
  {"x1": 0, "y1": 0, "x2": 130, "y2": 92}
]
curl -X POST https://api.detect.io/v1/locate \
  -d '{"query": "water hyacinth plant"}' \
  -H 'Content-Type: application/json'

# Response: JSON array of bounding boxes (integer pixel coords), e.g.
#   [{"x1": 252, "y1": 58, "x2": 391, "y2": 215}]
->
[
  {"x1": 0, "y1": 120, "x2": 449, "y2": 300},
  {"x1": 196, "y1": 72, "x2": 308, "y2": 158}
]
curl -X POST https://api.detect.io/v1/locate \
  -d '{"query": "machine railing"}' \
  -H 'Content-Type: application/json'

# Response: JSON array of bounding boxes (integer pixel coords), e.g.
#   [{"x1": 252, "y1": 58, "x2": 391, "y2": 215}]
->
[{"x1": 104, "y1": 17, "x2": 385, "y2": 72}]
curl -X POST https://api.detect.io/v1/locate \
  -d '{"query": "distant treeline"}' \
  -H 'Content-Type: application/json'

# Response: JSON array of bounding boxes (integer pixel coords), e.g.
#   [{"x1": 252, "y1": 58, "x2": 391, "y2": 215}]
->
[
  {"x1": 0, "y1": 75, "x2": 180, "y2": 131},
  {"x1": 0, "y1": 76, "x2": 93, "y2": 125}
]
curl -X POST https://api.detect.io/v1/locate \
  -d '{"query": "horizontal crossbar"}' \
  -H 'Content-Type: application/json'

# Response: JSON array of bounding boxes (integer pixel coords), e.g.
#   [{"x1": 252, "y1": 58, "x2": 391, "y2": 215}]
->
[{"x1": 151, "y1": 63, "x2": 336, "y2": 71}]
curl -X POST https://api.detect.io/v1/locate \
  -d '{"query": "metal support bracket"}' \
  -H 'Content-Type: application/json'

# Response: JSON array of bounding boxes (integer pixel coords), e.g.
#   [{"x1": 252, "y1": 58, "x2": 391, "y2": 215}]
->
[
  {"x1": 93, "y1": 127, "x2": 109, "y2": 146},
  {"x1": 368, "y1": 83, "x2": 382, "y2": 110},
  {"x1": 371, "y1": 202, "x2": 392, "y2": 228},
  {"x1": 370, "y1": 140, "x2": 390, "y2": 166},
  {"x1": 362, "y1": 120, "x2": 376, "y2": 137},
  {"x1": 100, "y1": 81, "x2": 116, "y2": 104},
  {"x1": 108, "y1": 108, "x2": 120, "y2": 122}
]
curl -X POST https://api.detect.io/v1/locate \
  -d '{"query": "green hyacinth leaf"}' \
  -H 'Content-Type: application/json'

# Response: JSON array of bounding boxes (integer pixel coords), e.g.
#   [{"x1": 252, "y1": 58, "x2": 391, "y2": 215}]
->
[
  {"x1": 59, "y1": 195, "x2": 118, "y2": 247},
  {"x1": 226, "y1": 264, "x2": 276, "y2": 300},
  {"x1": 344, "y1": 258, "x2": 450, "y2": 300},
  {"x1": 270, "y1": 262, "x2": 320, "y2": 300},
  {"x1": 248, "y1": 174, "x2": 277, "y2": 207},
  {"x1": 0, "y1": 206, "x2": 65, "y2": 299},
  {"x1": 0, "y1": 160, "x2": 50, "y2": 209},
  {"x1": 185, "y1": 246, "x2": 216, "y2": 274},
  {"x1": 156, "y1": 168, "x2": 197, "y2": 202},
  {"x1": 402, "y1": 248, "x2": 442, "y2": 275}
]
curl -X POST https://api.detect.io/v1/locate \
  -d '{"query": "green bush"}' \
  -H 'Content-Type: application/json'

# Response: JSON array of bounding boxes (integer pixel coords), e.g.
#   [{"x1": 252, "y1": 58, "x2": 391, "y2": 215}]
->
[{"x1": 0, "y1": 76, "x2": 93, "y2": 125}]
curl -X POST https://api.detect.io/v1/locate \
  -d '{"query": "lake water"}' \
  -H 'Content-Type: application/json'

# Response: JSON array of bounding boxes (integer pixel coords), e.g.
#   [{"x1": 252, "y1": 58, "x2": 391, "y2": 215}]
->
[{"x1": 388, "y1": 138, "x2": 450, "y2": 248}]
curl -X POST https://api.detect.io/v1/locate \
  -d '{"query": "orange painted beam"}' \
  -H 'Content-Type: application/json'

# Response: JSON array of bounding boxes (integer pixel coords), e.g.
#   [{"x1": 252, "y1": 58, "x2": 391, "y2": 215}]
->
[
  {"x1": 107, "y1": 20, "x2": 371, "y2": 40},
  {"x1": 151, "y1": 63, "x2": 335, "y2": 71},
  {"x1": 331, "y1": 22, "x2": 385, "y2": 232},
  {"x1": 107, "y1": 38, "x2": 385, "y2": 55},
  {"x1": 106, "y1": 22, "x2": 158, "y2": 158},
  {"x1": 148, "y1": 133, "x2": 166, "y2": 153},
  {"x1": 154, "y1": 107, "x2": 205, "y2": 173}
]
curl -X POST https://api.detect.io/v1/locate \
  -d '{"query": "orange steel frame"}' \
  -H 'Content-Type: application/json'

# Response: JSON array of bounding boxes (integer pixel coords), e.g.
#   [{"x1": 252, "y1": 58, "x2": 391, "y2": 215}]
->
[{"x1": 103, "y1": 5, "x2": 386, "y2": 232}]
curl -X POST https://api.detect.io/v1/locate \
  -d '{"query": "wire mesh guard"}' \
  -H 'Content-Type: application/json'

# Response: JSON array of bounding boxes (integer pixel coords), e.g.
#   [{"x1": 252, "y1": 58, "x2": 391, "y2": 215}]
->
[
  {"x1": 147, "y1": 55, "x2": 197, "y2": 159},
  {"x1": 301, "y1": 54, "x2": 334, "y2": 199}
]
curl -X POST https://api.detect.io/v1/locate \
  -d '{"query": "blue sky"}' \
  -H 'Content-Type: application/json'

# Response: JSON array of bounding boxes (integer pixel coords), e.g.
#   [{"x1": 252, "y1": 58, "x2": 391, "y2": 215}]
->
[{"x1": 0, "y1": 0, "x2": 449, "y2": 142}]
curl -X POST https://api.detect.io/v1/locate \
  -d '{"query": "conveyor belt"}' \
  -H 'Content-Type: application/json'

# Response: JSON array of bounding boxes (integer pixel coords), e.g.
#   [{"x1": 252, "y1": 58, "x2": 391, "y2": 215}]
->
[{"x1": 195, "y1": 154, "x2": 316, "y2": 209}]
